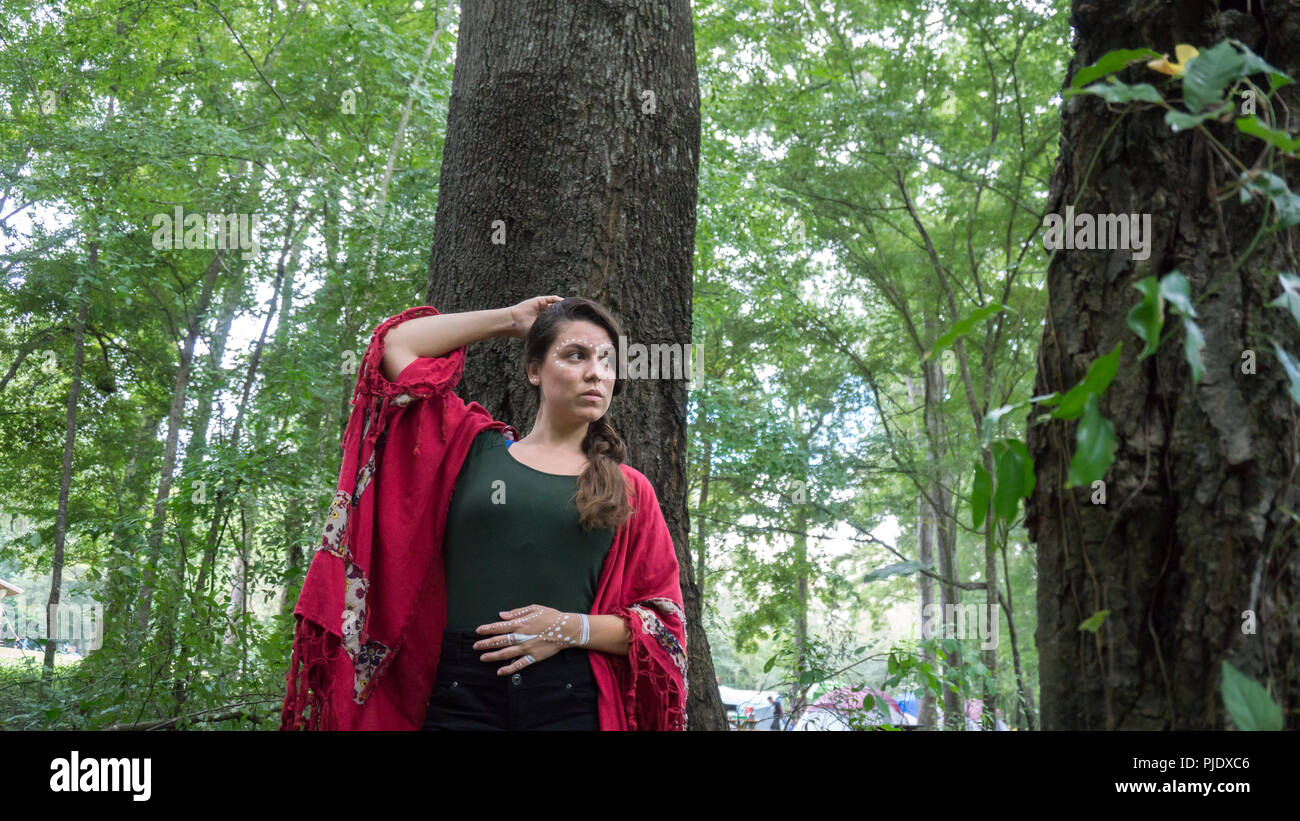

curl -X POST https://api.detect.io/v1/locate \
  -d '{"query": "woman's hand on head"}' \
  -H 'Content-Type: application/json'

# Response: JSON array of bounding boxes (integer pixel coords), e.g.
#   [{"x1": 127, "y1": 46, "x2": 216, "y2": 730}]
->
[
  {"x1": 507, "y1": 296, "x2": 564, "y2": 339},
  {"x1": 472, "y1": 604, "x2": 586, "y2": 675}
]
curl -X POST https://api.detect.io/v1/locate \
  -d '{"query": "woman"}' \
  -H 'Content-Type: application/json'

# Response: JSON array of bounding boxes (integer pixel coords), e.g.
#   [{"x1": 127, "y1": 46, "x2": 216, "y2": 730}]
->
[{"x1": 279, "y1": 296, "x2": 688, "y2": 731}]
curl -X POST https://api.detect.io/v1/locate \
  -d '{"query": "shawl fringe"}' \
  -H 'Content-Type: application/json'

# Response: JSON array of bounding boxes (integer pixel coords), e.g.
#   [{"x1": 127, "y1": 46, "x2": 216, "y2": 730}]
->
[
  {"x1": 614, "y1": 607, "x2": 688, "y2": 731},
  {"x1": 280, "y1": 615, "x2": 341, "y2": 731}
]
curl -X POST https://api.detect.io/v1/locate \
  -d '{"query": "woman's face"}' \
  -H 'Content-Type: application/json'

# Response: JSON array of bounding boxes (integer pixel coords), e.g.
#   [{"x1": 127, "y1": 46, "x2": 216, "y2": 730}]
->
[{"x1": 530, "y1": 319, "x2": 616, "y2": 423}]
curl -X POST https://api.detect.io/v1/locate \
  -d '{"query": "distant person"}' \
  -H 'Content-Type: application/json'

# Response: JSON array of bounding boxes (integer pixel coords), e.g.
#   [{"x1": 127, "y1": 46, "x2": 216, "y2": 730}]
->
[{"x1": 768, "y1": 696, "x2": 784, "y2": 730}]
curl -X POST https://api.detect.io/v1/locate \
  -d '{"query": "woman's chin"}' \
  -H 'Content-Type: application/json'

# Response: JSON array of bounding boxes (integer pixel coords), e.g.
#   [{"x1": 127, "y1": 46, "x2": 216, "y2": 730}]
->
[{"x1": 556, "y1": 407, "x2": 604, "y2": 424}]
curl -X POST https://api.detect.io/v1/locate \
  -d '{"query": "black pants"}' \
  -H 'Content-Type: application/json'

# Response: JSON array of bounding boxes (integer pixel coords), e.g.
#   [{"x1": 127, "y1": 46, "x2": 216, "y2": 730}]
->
[{"x1": 420, "y1": 629, "x2": 599, "y2": 731}]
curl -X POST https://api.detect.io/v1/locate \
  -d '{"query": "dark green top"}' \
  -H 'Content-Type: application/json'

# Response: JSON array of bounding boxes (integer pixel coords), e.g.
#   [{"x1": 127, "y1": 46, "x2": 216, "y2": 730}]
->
[{"x1": 443, "y1": 430, "x2": 616, "y2": 632}]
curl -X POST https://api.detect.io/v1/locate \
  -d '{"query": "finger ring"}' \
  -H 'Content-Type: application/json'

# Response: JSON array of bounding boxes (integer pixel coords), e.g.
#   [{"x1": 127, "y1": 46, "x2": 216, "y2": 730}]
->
[
  {"x1": 522, "y1": 654, "x2": 535, "y2": 667},
  {"x1": 508, "y1": 633, "x2": 517, "y2": 646}
]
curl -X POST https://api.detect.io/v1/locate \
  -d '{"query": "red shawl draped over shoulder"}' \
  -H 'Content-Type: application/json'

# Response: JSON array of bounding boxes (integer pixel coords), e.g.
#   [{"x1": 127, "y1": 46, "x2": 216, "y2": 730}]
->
[{"x1": 279, "y1": 305, "x2": 688, "y2": 731}]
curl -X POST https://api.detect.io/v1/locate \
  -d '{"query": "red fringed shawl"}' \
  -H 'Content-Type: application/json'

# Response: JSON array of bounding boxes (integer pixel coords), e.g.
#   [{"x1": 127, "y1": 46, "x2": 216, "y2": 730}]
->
[{"x1": 279, "y1": 305, "x2": 688, "y2": 731}]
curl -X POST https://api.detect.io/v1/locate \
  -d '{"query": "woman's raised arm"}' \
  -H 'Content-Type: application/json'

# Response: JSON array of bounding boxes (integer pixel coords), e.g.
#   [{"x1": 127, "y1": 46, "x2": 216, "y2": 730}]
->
[{"x1": 381, "y1": 296, "x2": 563, "y2": 382}]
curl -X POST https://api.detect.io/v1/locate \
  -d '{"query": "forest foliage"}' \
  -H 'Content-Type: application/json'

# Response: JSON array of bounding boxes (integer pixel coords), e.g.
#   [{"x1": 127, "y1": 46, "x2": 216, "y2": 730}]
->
[{"x1": 2, "y1": 0, "x2": 1292, "y2": 730}]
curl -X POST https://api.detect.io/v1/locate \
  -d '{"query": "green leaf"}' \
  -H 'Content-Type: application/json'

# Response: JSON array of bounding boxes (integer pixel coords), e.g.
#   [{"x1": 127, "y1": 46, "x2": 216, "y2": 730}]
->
[
  {"x1": 1183, "y1": 41, "x2": 1245, "y2": 112},
  {"x1": 1069, "y1": 48, "x2": 1163, "y2": 89},
  {"x1": 1159, "y1": 270, "x2": 1197, "y2": 317},
  {"x1": 1232, "y1": 39, "x2": 1294, "y2": 91},
  {"x1": 1165, "y1": 103, "x2": 1230, "y2": 132},
  {"x1": 863, "y1": 561, "x2": 925, "y2": 583},
  {"x1": 1051, "y1": 342, "x2": 1123, "y2": 420},
  {"x1": 1270, "y1": 340, "x2": 1300, "y2": 407},
  {"x1": 1236, "y1": 116, "x2": 1300, "y2": 154},
  {"x1": 1241, "y1": 171, "x2": 1300, "y2": 228},
  {"x1": 1066, "y1": 79, "x2": 1163, "y2": 104},
  {"x1": 1006, "y1": 438, "x2": 1036, "y2": 497},
  {"x1": 1066, "y1": 394, "x2": 1117, "y2": 487},
  {"x1": 924, "y1": 672, "x2": 941, "y2": 695},
  {"x1": 971, "y1": 462, "x2": 992, "y2": 530},
  {"x1": 1077, "y1": 609, "x2": 1110, "y2": 633},
  {"x1": 1126, "y1": 276, "x2": 1164, "y2": 359},
  {"x1": 991, "y1": 440, "x2": 1027, "y2": 523},
  {"x1": 924, "y1": 303, "x2": 1005, "y2": 362},
  {"x1": 1268, "y1": 272, "x2": 1300, "y2": 330},
  {"x1": 1183, "y1": 317, "x2": 1207, "y2": 385},
  {"x1": 1221, "y1": 661, "x2": 1284, "y2": 731}
]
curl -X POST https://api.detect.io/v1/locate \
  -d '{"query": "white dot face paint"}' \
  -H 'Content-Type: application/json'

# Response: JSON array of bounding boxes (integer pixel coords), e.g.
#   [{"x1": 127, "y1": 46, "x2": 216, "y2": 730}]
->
[{"x1": 549, "y1": 335, "x2": 617, "y2": 382}]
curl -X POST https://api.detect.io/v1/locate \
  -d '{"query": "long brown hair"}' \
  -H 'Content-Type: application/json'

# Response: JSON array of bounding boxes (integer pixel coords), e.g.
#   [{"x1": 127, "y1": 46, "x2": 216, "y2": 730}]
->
[{"x1": 523, "y1": 297, "x2": 633, "y2": 532}]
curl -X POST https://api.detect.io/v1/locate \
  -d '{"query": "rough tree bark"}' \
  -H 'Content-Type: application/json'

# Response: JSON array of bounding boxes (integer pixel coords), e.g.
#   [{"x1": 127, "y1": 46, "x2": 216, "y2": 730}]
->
[
  {"x1": 426, "y1": 0, "x2": 724, "y2": 729},
  {"x1": 1027, "y1": 0, "x2": 1299, "y2": 729}
]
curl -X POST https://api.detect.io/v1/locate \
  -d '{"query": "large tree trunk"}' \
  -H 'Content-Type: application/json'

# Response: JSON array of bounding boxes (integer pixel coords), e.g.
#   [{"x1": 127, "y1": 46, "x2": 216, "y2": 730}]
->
[
  {"x1": 426, "y1": 0, "x2": 723, "y2": 729},
  {"x1": 1027, "y1": 1, "x2": 1300, "y2": 729}
]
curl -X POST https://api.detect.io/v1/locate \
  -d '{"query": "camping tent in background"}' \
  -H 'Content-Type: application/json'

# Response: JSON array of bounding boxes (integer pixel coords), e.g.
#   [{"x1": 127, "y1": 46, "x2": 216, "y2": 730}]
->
[
  {"x1": 718, "y1": 685, "x2": 784, "y2": 729},
  {"x1": 894, "y1": 691, "x2": 919, "y2": 725},
  {"x1": 818, "y1": 685, "x2": 903, "y2": 720},
  {"x1": 793, "y1": 685, "x2": 908, "y2": 730}
]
